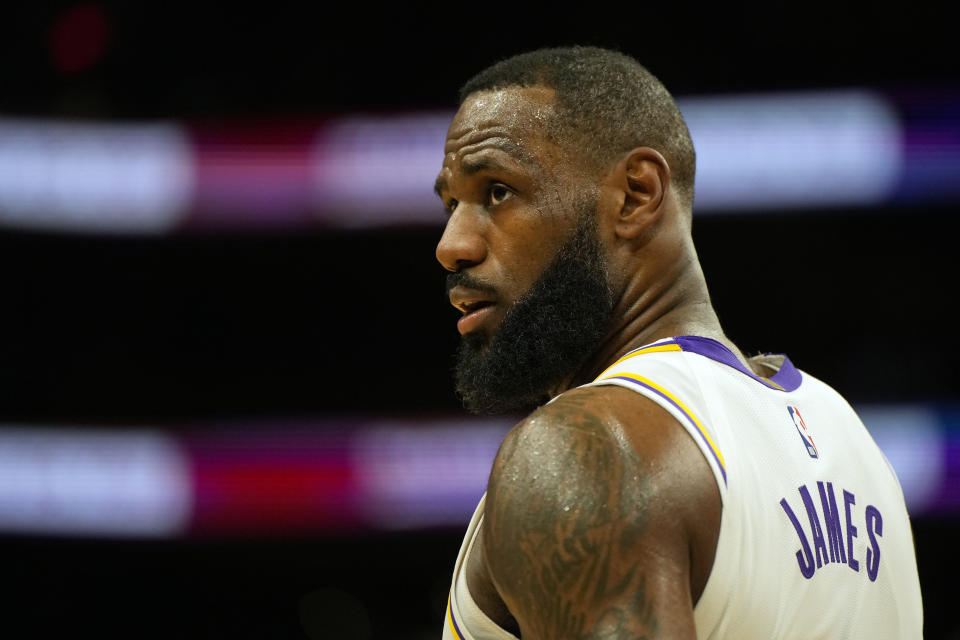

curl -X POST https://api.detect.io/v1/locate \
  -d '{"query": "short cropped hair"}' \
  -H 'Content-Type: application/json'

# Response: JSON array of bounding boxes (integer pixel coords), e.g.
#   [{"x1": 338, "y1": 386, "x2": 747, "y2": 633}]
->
[{"x1": 460, "y1": 46, "x2": 696, "y2": 211}]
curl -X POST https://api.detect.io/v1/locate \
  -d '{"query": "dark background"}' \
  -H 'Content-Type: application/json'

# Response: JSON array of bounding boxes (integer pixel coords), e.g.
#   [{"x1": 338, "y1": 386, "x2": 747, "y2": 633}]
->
[{"x1": 1, "y1": 2, "x2": 957, "y2": 638}]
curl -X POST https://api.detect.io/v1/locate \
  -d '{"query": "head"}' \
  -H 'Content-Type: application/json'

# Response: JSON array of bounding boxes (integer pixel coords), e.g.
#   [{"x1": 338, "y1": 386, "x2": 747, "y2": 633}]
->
[
  {"x1": 459, "y1": 46, "x2": 696, "y2": 212},
  {"x1": 435, "y1": 47, "x2": 697, "y2": 415}
]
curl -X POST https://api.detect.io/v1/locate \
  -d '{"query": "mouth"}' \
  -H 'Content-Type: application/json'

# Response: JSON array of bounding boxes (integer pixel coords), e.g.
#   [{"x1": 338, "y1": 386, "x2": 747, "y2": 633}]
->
[
  {"x1": 449, "y1": 296, "x2": 496, "y2": 335},
  {"x1": 448, "y1": 283, "x2": 499, "y2": 335},
  {"x1": 456, "y1": 299, "x2": 493, "y2": 314},
  {"x1": 457, "y1": 302, "x2": 495, "y2": 335}
]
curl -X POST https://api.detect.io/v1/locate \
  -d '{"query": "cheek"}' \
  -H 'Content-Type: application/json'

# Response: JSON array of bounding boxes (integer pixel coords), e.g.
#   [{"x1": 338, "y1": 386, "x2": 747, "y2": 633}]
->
[
  {"x1": 489, "y1": 226, "x2": 562, "y2": 299},
  {"x1": 485, "y1": 178, "x2": 582, "y2": 294}
]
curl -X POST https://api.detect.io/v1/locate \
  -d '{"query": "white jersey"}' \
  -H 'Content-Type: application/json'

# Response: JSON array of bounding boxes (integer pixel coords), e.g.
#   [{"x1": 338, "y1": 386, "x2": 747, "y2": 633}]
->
[{"x1": 443, "y1": 335, "x2": 922, "y2": 639}]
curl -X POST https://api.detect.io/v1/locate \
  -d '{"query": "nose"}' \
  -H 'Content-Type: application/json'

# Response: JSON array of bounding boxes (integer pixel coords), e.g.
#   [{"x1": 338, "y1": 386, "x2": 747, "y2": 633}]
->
[{"x1": 436, "y1": 208, "x2": 486, "y2": 272}]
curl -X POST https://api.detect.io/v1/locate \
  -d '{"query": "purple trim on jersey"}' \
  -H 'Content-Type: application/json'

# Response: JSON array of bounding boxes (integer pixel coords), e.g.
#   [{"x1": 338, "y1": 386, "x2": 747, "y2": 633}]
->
[
  {"x1": 607, "y1": 374, "x2": 727, "y2": 485},
  {"x1": 449, "y1": 598, "x2": 466, "y2": 640},
  {"x1": 767, "y1": 356, "x2": 802, "y2": 391},
  {"x1": 674, "y1": 335, "x2": 802, "y2": 392}
]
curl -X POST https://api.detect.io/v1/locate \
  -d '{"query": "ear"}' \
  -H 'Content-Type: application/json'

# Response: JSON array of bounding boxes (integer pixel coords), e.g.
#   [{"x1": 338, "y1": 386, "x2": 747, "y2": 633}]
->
[{"x1": 610, "y1": 147, "x2": 671, "y2": 240}]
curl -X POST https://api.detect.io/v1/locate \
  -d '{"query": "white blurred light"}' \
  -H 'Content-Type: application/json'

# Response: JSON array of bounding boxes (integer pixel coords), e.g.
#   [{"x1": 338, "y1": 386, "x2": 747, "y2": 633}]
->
[
  {"x1": 0, "y1": 119, "x2": 193, "y2": 233},
  {"x1": 0, "y1": 428, "x2": 192, "y2": 536},
  {"x1": 308, "y1": 92, "x2": 903, "y2": 224},
  {"x1": 312, "y1": 112, "x2": 450, "y2": 226},
  {"x1": 0, "y1": 92, "x2": 911, "y2": 232},
  {"x1": 682, "y1": 91, "x2": 902, "y2": 211},
  {"x1": 350, "y1": 419, "x2": 511, "y2": 529},
  {"x1": 857, "y1": 405, "x2": 944, "y2": 514}
]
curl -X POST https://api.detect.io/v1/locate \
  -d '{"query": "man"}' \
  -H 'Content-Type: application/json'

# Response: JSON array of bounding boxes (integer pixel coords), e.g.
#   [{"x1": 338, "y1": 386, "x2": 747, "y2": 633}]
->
[{"x1": 434, "y1": 47, "x2": 922, "y2": 639}]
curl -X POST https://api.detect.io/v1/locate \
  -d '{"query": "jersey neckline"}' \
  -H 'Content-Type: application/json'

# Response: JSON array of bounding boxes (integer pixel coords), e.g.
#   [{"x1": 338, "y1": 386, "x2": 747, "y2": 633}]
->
[{"x1": 658, "y1": 335, "x2": 802, "y2": 392}]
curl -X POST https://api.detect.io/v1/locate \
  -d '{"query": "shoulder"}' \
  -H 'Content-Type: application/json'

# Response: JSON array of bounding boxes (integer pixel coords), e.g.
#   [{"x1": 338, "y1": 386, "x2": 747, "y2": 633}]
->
[
  {"x1": 486, "y1": 384, "x2": 717, "y2": 528},
  {"x1": 490, "y1": 384, "x2": 714, "y2": 503},
  {"x1": 486, "y1": 386, "x2": 657, "y2": 544},
  {"x1": 480, "y1": 385, "x2": 720, "y2": 639}
]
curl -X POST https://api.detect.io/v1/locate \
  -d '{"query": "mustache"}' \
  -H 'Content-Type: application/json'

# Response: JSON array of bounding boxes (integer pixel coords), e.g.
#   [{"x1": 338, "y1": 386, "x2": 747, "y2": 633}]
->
[{"x1": 445, "y1": 271, "x2": 498, "y2": 298}]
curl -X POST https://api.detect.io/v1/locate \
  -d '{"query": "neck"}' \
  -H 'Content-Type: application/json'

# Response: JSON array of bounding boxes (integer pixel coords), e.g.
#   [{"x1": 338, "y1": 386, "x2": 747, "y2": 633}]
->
[{"x1": 556, "y1": 247, "x2": 751, "y2": 393}]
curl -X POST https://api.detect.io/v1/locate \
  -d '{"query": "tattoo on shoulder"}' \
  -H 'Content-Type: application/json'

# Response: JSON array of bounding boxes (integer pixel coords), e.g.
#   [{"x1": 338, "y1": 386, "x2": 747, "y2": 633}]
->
[{"x1": 486, "y1": 394, "x2": 660, "y2": 639}]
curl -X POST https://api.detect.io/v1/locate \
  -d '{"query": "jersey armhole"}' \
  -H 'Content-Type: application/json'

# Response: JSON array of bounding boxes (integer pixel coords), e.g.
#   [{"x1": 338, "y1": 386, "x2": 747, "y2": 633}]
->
[{"x1": 584, "y1": 377, "x2": 728, "y2": 504}]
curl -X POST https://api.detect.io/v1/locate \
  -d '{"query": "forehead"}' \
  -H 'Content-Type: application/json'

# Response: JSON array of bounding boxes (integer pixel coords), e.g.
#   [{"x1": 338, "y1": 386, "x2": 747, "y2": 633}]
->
[
  {"x1": 447, "y1": 86, "x2": 555, "y2": 148},
  {"x1": 441, "y1": 86, "x2": 559, "y2": 174}
]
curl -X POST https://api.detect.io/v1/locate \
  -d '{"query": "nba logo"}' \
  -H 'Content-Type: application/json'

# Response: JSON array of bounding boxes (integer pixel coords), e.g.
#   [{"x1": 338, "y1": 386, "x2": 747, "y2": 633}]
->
[{"x1": 788, "y1": 406, "x2": 818, "y2": 458}]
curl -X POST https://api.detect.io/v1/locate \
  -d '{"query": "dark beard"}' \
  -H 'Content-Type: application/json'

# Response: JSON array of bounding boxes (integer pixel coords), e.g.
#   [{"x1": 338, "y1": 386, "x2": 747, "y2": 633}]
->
[{"x1": 452, "y1": 210, "x2": 614, "y2": 415}]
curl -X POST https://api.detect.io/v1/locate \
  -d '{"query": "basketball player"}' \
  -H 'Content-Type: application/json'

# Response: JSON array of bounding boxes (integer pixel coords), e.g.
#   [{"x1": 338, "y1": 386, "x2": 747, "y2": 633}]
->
[{"x1": 434, "y1": 47, "x2": 923, "y2": 639}]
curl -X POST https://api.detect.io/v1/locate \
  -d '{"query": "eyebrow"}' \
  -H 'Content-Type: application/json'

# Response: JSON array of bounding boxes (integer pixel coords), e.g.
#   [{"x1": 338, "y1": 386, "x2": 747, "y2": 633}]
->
[{"x1": 434, "y1": 139, "x2": 538, "y2": 200}]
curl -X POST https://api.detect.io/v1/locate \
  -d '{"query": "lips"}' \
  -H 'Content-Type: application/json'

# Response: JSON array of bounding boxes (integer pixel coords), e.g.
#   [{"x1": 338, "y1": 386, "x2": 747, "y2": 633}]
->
[
  {"x1": 448, "y1": 286, "x2": 497, "y2": 335},
  {"x1": 456, "y1": 302, "x2": 495, "y2": 335}
]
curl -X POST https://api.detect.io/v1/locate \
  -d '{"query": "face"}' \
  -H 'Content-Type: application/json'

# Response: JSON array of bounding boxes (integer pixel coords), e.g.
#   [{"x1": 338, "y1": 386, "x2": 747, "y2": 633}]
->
[{"x1": 435, "y1": 86, "x2": 614, "y2": 414}]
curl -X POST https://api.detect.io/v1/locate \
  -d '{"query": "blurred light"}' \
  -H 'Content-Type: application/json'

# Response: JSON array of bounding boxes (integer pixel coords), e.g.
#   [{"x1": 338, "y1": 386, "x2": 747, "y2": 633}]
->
[
  {"x1": 350, "y1": 419, "x2": 508, "y2": 529},
  {"x1": 859, "y1": 405, "x2": 944, "y2": 513},
  {"x1": 3, "y1": 88, "x2": 960, "y2": 233},
  {"x1": 0, "y1": 408, "x2": 954, "y2": 538},
  {"x1": 896, "y1": 89, "x2": 960, "y2": 202},
  {"x1": 681, "y1": 91, "x2": 902, "y2": 211},
  {"x1": 0, "y1": 428, "x2": 191, "y2": 537},
  {"x1": 0, "y1": 119, "x2": 193, "y2": 233},
  {"x1": 312, "y1": 113, "x2": 450, "y2": 227},
  {"x1": 191, "y1": 128, "x2": 317, "y2": 228},
  {"x1": 307, "y1": 92, "x2": 903, "y2": 223},
  {"x1": 48, "y1": 4, "x2": 111, "y2": 74},
  {"x1": 186, "y1": 427, "x2": 359, "y2": 535}
]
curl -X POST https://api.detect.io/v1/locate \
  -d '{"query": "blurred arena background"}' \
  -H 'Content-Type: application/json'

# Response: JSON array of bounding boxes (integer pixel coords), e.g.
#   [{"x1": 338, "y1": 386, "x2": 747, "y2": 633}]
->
[{"x1": 0, "y1": 2, "x2": 957, "y2": 638}]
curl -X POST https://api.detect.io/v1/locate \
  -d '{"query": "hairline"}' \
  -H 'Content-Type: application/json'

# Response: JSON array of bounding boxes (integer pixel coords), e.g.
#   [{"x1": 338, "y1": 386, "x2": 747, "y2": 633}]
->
[{"x1": 458, "y1": 84, "x2": 612, "y2": 181}]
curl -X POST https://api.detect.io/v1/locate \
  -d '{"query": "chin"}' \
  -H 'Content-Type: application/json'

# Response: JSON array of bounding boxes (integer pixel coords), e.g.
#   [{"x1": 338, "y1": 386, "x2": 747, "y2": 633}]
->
[{"x1": 460, "y1": 327, "x2": 492, "y2": 352}]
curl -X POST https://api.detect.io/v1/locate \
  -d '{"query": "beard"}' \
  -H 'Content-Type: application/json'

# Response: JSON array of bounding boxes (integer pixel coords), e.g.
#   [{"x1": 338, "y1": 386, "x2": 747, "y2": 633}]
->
[{"x1": 450, "y1": 206, "x2": 614, "y2": 415}]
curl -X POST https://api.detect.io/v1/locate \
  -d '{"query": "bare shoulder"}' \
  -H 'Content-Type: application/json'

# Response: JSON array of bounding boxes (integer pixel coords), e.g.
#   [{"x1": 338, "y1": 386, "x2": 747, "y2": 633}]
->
[{"x1": 482, "y1": 385, "x2": 719, "y2": 640}]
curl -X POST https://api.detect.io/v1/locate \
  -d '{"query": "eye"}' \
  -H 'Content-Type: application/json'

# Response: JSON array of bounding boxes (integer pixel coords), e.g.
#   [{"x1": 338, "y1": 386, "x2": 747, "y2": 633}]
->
[{"x1": 488, "y1": 183, "x2": 513, "y2": 207}]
